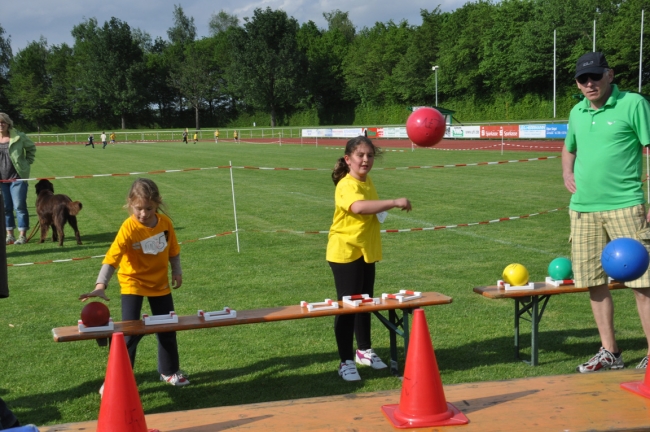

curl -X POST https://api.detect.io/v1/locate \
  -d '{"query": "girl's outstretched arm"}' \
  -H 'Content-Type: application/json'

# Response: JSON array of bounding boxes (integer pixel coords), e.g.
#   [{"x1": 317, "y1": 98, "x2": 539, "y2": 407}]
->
[{"x1": 350, "y1": 198, "x2": 412, "y2": 215}]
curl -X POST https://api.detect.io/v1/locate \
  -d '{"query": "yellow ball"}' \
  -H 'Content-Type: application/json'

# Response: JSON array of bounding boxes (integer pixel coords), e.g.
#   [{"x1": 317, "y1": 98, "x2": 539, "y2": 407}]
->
[{"x1": 503, "y1": 263, "x2": 529, "y2": 286}]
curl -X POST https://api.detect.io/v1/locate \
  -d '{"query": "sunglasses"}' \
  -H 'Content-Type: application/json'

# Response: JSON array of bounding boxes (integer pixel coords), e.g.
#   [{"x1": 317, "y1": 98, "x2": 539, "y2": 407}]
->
[{"x1": 577, "y1": 73, "x2": 604, "y2": 84}]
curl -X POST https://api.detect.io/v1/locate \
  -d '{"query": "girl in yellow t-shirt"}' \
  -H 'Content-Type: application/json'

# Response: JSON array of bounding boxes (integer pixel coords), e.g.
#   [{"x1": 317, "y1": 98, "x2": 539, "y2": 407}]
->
[
  {"x1": 327, "y1": 136, "x2": 412, "y2": 381},
  {"x1": 79, "y1": 178, "x2": 189, "y2": 391}
]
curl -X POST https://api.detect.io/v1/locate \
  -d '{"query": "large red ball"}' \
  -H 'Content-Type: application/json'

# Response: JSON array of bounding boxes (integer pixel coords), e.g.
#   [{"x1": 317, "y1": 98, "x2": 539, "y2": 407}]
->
[
  {"x1": 406, "y1": 107, "x2": 446, "y2": 147},
  {"x1": 81, "y1": 302, "x2": 110, "y2": 327}
]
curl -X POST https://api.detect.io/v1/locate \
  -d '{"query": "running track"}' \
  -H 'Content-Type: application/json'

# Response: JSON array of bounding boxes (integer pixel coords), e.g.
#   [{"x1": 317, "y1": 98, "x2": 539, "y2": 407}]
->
[{"x1": 34, "y1": 138, "x2": 566, "y2": 152}]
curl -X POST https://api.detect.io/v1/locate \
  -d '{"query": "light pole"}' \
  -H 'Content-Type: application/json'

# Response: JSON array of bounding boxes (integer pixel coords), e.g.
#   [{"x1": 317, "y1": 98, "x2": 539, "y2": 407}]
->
[{"x1": 432, "y1": 66, "x2": 439, "y2": 106}]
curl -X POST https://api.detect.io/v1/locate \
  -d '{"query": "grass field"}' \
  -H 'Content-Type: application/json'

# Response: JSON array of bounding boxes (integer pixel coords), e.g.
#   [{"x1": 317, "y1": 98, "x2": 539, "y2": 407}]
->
[{"x1": 0, "y1": 139, "x2": 647, "y2": 426}]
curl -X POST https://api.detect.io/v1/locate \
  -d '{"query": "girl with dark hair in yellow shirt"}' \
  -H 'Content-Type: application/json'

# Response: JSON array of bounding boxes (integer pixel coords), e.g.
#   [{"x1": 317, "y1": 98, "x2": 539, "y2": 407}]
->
[{"x1": 327, "y1": 136, "x2": 412, "y2": 381}]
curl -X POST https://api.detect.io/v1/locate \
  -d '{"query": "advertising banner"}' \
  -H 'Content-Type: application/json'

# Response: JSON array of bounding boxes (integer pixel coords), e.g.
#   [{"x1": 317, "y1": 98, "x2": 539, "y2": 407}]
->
[
  {"x1": 463, "y1": 126, "x2": 481, "y2": 138},
  {"x1": 382, "y1": 127, "x2": 408, "y2": 138},
  {"x1": 545, "y1": 124, "x2": 568, "y2": 139},
  {"x1": 503, "y1": 125, "x2": 519, "y2": 138},
  {"x1": 519, "y1": 124, "x2": 546, "y2": 138},
  {"x1": 480, "y1": 125, "x2": 503, "y2": 138}
]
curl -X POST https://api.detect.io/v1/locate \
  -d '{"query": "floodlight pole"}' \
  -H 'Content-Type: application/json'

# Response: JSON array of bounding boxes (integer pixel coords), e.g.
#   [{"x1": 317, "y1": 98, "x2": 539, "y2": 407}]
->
[
  {"x1": 640, "y1": 10, "x2": 645, "y2": 93},
  {"x1": 553, "y1": 29, "x2": 557, "y2": 118},
  {"x1": 432, "y1": 66, "x2": 439, "y2": 106}
]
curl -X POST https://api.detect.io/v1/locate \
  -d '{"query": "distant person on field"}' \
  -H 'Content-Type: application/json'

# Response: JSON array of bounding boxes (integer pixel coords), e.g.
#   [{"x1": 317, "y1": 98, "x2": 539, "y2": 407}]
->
[
  {"x1": 182, "y1": 129, "x2": 188, "y2": 144},
  {"x1": 327, "y1": 136, "x2": 412, "y2": 381},
  {"x1": 233, "y1": 130, "x2": 238, "y2": 142},
  {"x1": 214, "y1": 130, "x2": 219, "y2": 143},
  {"x1": 86, "y1": 134, "x2": 94, "y2": 148},
  {"x1": 193, "y1": 131, "x2": 197, "y2": 144},
  {"x1": 563, "y1": 51, "x2": 650, "y2": 372},
  {"x1": 79, "y1": 178, "x2": 189, "y2": 393},
  {"x1": 0, "y1": 113, "x2": 36, "y2": 246},
  {"x1": 101, "y1": 131, "x2": 107, "y2": 149},
  {"x1": 110, "y1": 132, "x2": 116, "y2": 144}
]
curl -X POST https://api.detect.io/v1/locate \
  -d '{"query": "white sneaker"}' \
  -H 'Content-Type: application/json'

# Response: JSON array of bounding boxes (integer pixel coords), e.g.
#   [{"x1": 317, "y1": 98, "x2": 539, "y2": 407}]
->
[
  {"x1": 99, "y1": 383, "x2": 104, "y2": 397},
  {"x1": 356, "y1": 349, "x2": 388, "y2": 369},
  {"x1": 338, "y1": 360, "x2": 361, "y2": 381},
  {"x1": 160, "y1": 370, "x2": 190, "y2": 386}
]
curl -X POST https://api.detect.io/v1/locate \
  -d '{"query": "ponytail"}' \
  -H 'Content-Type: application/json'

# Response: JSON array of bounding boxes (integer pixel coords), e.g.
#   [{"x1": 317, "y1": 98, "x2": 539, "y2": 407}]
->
[{"x1": 332, "y1": 157, "x2": 349, "y2": 185}]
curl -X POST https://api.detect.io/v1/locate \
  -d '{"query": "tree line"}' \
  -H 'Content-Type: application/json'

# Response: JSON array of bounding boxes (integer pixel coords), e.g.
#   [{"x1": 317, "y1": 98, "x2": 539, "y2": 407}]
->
[{"x1": 0, "y1": 0, "x2": 649, "y2": 133}]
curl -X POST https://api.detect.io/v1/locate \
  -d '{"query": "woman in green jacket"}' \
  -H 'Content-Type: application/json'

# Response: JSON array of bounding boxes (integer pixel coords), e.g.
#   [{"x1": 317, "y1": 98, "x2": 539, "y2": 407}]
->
[{"x1": 0, "y1": 113, "x2": 36, "y2": 245}]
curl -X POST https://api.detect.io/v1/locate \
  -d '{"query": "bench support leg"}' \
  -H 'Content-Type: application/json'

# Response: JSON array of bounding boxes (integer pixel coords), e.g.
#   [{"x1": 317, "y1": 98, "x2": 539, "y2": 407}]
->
[
  {"x1": 514, "y1": 295, "x2": 551, "y2": 366},
  {"x1": 372, "y1": 308, "x2": 412, "y2": 376}
]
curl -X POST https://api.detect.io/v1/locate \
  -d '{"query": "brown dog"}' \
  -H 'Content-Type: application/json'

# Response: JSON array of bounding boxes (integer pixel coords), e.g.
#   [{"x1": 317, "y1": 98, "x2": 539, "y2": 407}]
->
[{"x1": 34, "y1": 179, "x2": 83, "y2": 246}]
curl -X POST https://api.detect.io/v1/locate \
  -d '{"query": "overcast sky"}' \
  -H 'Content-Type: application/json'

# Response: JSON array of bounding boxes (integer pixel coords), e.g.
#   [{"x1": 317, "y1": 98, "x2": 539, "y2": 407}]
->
[{"x1": 2, "y1": 0, "x2": 471, "y2": 54}]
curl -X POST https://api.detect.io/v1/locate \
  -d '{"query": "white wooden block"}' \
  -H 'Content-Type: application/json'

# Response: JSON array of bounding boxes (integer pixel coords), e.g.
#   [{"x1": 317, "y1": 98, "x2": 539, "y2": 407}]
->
[
  {"x1": 504, "y1": 282, "x2": 536, "y2": 291},
  {"x1": 545, "y1": 276, "x2": 574, "y2": 287},
  {"x1": 342, "y1": 294, "x2": 380, "y2": 307},
  {"x1": 198, "y1": 308, "x2": 237, "y2": 321},
  {"x1": 300, "y1": 299, "x2": 339, "y2": 312},
  {"x1": 382, "y1": 290, "x2": 422, "y2": 303},
  {"x1": 78, "y1": 318, "x2": 114, "y2": 333},
  {"x1": 143, "y1": 311, "x2": 178, "y2": 325}
]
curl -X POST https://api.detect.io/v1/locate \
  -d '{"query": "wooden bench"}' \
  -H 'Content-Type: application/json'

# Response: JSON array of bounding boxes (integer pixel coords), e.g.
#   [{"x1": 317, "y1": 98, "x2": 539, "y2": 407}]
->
[
  {"x1": 473, "y1": 281, "x2": 626, "y2": 365},
  {"x1": 52, "y1": 291, "x2": 452, "y2": 375},
  {"x1": 38, "y1": 368, "x2": 650, "y2": 431}
]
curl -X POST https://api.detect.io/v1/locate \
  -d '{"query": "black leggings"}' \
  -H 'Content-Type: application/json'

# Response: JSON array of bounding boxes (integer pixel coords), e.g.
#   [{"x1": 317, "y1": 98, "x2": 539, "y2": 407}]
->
[
  {"x1": 329, "y1": 257, "x2": 375, "y2": 362},
  {"x1": 121, "y1": 293, "x2": 180, "y2": 375}
]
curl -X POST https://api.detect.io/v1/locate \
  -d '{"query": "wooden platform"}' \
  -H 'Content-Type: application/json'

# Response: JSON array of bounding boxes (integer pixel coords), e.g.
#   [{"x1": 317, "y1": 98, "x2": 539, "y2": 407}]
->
[{"x1": 39, "y1": 369, "x2": 650, "y2": 431}]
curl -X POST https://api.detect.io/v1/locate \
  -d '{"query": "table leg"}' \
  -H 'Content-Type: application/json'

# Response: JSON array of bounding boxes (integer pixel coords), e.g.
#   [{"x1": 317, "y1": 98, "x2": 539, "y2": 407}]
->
[
  {"x1": 515, "y1": 300, "x2": 520, "y2": 359},
  {"x1": 373, "y1": 308, "x2": 411, "y2": 376},
  {"x1": 513, "y1": 295, "x2": 551, "y2": 366},
  {"x1": 531, "y1": 297, "x2": 539, "y2": 366}
]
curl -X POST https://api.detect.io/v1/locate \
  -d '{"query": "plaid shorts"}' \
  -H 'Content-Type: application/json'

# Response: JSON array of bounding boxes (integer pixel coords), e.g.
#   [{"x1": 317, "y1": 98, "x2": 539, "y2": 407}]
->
[{"x1": 570, "y1": 204, "x2": 650, "y2": 288}]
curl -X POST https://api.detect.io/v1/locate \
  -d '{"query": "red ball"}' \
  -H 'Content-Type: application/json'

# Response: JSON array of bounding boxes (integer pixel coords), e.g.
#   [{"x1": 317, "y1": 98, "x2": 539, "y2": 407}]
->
[
  {"x1": 81, "y1": 302, "x2": 110, "y2": 327},
  {"x1": 406, "y1": 107, "x2": 446, "y2": 147}
]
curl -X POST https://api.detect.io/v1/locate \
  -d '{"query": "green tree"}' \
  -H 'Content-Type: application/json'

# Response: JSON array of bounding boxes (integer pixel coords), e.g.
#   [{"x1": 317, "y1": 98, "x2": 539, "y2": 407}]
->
[
  {"x1": 7, "y1": 38, "x2": 53, "y2": 131},
  {"x1": 391, "y1": 8, "x2": 445, "y2": 105},
  {"x1": 0, "y1": 24, "x2": 13, "y2": 113},
  {"x1": 209, "y1": 10, "x2": 239, "y2": 35},
  {"x1": 167, "y1": 4, "x2": 197, "y2": 46},
  {"x1": 297, "y1": 20, "x2": 353, "y2": 123},
  {"x1": 600, "y1": 0, "x2": 650, "y2": 92},
  {"x1": 166, "y1": 5, "x2": 198, "y2": 124},
  {"x1": 47, "y1": 43, "x2": 76, "y2": 125},
  {"x1": 343, "y1": 20, "x2": 415, "y2": 106},
  {"x1": 168, "y1": 39, "x2": 222, "y2": 130},
  {"x1": 72, "y1": 17, "x2": 147, "y2": 129},
  {"x1": 323, "y1": 10, "x2": 356, "y2": 43},
  {"x1": 227, "y1": 7, "x2": 306, "y2": 127}
]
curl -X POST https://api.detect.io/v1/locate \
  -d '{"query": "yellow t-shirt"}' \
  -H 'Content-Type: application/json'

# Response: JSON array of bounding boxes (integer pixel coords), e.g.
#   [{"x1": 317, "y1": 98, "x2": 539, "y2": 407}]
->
[
  {"x1": 326, "y1": 174, "x2": 382, "y2": 263},
  {"x1": 215, "y1": 131, "x2": 219, "y2": 137},
  {"x1": 103, "y1": 213, "x2": 180, "y2": 297}
]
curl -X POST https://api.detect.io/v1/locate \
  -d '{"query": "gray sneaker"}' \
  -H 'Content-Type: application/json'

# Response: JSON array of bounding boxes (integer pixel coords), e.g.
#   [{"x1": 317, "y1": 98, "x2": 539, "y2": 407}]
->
[
  {"x1": 13, "y1": 235, "x2": 27, "y2": 245},
  {"x1": 5, "y1": 234, "x2": 14, "y2": 245},
  {"x1": 576, "y1": 347, "x2": 624, "y2": 373},
  {"x1": 636, "y1": 356, "x2": 648, "y2": 369}
]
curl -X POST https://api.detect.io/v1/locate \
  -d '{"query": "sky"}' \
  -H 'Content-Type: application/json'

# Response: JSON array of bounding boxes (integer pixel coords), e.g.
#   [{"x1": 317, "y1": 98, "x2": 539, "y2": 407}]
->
[{"x1": 2, "y1": 0, "x2": 471, "y2": 54}]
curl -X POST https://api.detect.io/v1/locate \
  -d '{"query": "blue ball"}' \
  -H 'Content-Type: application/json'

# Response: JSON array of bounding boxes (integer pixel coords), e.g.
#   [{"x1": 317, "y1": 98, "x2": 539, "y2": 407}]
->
[{"x1": 601, "y1": 237, "x2": 650, "y2": 282}]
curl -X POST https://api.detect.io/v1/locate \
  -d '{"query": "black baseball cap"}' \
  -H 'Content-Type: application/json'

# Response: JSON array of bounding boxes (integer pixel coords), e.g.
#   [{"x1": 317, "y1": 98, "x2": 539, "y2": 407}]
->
[{"x1": 575, "y1": 52, "x2": 609, "y2": 78}]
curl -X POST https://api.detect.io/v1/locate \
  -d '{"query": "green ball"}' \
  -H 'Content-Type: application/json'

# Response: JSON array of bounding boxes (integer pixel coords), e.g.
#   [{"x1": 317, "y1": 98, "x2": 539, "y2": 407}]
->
[{"x1": 548, "y1": 257, "x2": 573, "y2": 280}]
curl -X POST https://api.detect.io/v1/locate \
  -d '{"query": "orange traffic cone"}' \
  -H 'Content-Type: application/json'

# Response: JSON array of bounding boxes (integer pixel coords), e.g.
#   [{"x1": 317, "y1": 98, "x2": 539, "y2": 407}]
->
[
  {"x1": 621, "y1": 359, "x2": 650, "y2": 398},
  {"x1": 97, "y1": 332, "x2": 149, "y2": 432},
  {"x1": 382, "y1": 309, "x2": 468, "y2": 428}
]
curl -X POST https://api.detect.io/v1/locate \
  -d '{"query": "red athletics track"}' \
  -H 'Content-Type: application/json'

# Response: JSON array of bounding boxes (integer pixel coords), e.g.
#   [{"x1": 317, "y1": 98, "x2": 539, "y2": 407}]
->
[{"x1": 32, "y1": 138, "x2": 566, "y2": 152}]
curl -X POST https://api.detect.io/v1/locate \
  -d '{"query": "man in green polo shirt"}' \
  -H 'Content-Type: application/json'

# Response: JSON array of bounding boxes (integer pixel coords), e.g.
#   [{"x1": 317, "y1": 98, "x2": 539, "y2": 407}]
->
[{"x1": 563, "y1": 51, "x2": 650, "y2": 372}]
